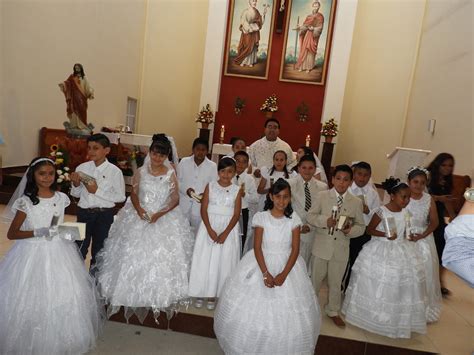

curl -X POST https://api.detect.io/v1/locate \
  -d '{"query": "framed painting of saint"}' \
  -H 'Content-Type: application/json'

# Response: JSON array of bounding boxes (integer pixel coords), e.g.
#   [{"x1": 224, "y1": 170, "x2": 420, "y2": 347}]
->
[
  {"x1": 224, "y1": 0, "x2": 276, "y2": 80},
  {"x1": 279, "y1": 0, "x2": 336, "y2": 85}
]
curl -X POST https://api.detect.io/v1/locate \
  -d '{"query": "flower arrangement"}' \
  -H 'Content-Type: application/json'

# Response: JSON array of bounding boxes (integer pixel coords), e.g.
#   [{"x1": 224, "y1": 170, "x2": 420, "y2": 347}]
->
[
  {"x1": 234, "y1": 97, "x2": 246, "y2": 115},
  {"x1": 321, "y1": 118, "x2": 338, "y2": 139},
  {"x1": 116, "y1": 146, "x2": 146, "y2": 177},
  {"x1": 260, "y1": 94, "x2": 279, "y2": 113},
  {"x1": 296, "y1": 101, "x2": 309, "y2": 122},
  {"x1": 49, "y1": 144, "x2": 71, "y2": 191},
  {"x1": 195, "y1": 104, "x2": 215, "y2": 127}
]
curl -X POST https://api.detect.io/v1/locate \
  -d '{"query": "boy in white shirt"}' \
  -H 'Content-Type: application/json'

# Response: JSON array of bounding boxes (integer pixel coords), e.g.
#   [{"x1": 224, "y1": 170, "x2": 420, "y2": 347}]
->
[
  {"x1": 343, "y1": 161, "x2": 381, "y2": 290},
  {"x1": 177, "y1": 138, "x2": 218, "y2": 232},
  {"x1": 70, "y1": 133, "x2": 126, "y2": 274},
  {"x1": 232, "y1": 151, "x2": 258, "y2": 253}
]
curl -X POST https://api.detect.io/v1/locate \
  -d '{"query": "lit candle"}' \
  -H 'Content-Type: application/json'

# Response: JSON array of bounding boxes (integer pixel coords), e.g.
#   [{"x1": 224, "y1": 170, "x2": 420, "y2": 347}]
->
[
  {"x1": 305, "y1": 134, "x2": 311, "y2": 147},
  {"x1": 220, "y1": 125, "x2": 225, "y2": 143}
]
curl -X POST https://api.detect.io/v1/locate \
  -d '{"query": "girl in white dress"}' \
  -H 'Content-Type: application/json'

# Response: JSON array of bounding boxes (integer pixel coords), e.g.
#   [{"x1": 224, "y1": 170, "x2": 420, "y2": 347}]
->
[
  {"x1": 257, "y1": 150, "x2": 297, "y2": 213},
  {"x1": 342, "y1": 178, "x2": 427, "y2": 339},
  {"x1": 188, "y1": 157, "x2": 243, "y2": 310},
  {"x1": 0, "y1": 157, "x2": 103, "y2": 354},
  {"x1": 406, "y1": 167, "x2": 442, "y2": 322},
  {"x1": 96, "y1": 135, "x2": 193, "y2": 323},
  {"x1": 214, "y1": 178, "x2": 320, "y2": 354}
]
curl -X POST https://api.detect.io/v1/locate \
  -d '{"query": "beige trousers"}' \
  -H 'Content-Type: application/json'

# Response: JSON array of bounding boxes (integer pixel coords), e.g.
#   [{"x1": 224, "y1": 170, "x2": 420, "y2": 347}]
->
[{"x1": 311, "y1": 255, "x2": 347, "y2": 317}]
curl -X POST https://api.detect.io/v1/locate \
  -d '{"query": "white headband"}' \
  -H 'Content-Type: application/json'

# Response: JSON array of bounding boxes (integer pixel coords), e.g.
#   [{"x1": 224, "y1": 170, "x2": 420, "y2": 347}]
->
[
  {"x1": 407, "y1": 166, "x2": 429, "y2": 177},
  {"x1": 31, "y1": 158, "x2": 55, "y2": 167}
]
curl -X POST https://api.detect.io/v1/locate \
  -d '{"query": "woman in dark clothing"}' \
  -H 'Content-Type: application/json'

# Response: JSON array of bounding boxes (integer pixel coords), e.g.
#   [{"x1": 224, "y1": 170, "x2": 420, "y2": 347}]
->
[{"x1": 427, "y1": 153, "x2": 456, "y2": 296}]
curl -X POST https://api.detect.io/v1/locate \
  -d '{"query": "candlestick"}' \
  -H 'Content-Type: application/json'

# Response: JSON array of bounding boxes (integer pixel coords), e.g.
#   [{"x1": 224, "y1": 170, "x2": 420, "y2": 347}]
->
[
  {"x1": 219, "y1": 125, "x2": 225, "y2": 144},
  {"x1": 305, "y1": 134, "x2": 310, "y2": 147}
]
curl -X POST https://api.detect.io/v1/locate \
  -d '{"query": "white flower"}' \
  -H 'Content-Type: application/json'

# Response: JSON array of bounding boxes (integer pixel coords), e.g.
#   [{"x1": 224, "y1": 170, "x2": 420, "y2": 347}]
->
[
  {"x1": 64, "y1": 167, "x2": 70, "y2": 171},
  {"x1": 56, "y1": 152, "x2": 63, "y2": 156},
  {"x1": 50, "y1": 152, "x2": 56, "y2": 157},
  {"x1": 57, "y1": 178, "x2": 63, "y2": 183},
  {"x1": 57, "y1": 170, "x2": 63, "y2": 175},
  {"x1": 64, "y1": 172, "x2": 70, "y2": 179}
]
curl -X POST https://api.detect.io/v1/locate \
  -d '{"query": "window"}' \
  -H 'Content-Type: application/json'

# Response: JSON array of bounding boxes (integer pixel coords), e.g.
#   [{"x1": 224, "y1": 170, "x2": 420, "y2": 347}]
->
[{"x1": 126, "y1": 97, "x2": 138, "y2": 132}]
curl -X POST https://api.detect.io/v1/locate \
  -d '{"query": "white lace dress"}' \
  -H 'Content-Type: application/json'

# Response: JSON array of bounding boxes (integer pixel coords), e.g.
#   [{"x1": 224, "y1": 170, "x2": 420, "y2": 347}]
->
[
  {"x1": 188, "y1": 181, "x2": 241, "y2": 298},
  {"x1": 96, "y1": 167, "x2": 193, "y2": 322},
  {"x1": 0, "y1": 192, "x2": 103, "y2": 354},
  {"x1": 342, "y1": 206, "x2": 427, "y2": 338},
  {"x1": 214, "y1": 211, "x2": 320, "y2": 354},
  {"x1": 406, "y1": 192, "x2": 442, "y2": 322}
]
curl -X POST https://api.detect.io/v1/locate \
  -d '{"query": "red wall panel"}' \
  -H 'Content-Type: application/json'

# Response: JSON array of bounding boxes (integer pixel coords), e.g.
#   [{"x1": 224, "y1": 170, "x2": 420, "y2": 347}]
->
[{"x1": 212, "y1": 1, "x2": 337, "y2": 154}]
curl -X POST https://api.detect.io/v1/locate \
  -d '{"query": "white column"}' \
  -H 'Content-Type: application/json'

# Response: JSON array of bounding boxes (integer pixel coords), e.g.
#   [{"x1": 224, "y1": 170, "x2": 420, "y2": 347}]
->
[
  {"x1": 198, "y1": 0, "x2": 230, "y2": 144},
  {"x1": 318, "y1": 0, "x2": 359, "y2": 163}
]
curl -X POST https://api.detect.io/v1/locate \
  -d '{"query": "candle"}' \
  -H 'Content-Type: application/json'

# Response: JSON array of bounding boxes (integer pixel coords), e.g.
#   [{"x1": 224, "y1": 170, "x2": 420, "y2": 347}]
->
[
  {"x1": 220, "y1": 125, "x2": 225, "y2": 143},
  {"x1": 305, "y1": 134, "x2": 311, "y2": 147}
]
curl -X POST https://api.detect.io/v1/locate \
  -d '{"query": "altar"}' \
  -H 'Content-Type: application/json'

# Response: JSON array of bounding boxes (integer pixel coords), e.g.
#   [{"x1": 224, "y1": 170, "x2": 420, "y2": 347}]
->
[{"x1": 39, "y1": 128, "x2": 153, "y2": 184}]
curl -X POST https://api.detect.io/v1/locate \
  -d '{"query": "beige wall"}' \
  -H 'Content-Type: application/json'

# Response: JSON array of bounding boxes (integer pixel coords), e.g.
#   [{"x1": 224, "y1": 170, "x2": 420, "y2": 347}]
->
[
  {"x1": 0, "y1": 0, "x2": 146, "y2": 167},
  {"x1": 138, "y1": 0, "x2": 209, "y2": 157},
  {"x1": 402, "y1": 0, "x2": 473, "y2": 178},
  {"x1": 335, "y1": 0, "x2": 426, "y2": 182}
]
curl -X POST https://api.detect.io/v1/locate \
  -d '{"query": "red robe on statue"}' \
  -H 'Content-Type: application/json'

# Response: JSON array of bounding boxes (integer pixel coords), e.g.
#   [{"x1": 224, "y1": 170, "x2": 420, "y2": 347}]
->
[
  {"x1": 61, "y1": 74, "x2": 90, "y2": 125},
  {"x1": 296, "y1": 12, "x2": 324, "y2": 70},
  {"x1": 234, "y1": 9, "x2": 263, "y2": 65}
]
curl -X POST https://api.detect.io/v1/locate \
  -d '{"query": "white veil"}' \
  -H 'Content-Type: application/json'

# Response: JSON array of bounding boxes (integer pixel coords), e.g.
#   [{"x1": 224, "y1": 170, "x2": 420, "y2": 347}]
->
[
  {"x1": 143, "y1": 135, "x2": 179, "y2": 169},
  {"x1": 1, "y1": 158, "x2": 55, "y2": 223}
]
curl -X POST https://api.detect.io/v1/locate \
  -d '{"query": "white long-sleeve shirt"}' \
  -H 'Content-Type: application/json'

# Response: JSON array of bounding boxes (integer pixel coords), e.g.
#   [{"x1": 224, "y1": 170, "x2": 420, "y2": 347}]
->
[
  {"x1": 70, "y1": 159, "x2": 126, "y2": 208},
  {"x1": 232, "y1": 171, "x2": 258, "y2": 209},
  {"x1": 177, "y1": 156, "x2": 218, "y2": 217},
  {"x1": 348, "y1": 181, "x2": 381, "y2": 225}
]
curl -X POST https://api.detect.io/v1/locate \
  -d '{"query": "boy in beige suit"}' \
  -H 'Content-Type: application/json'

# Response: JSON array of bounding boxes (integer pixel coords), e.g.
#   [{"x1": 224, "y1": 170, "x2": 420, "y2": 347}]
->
[
  {"x1": 307, "y1": 164, "x2": 365, "y2": 327},
  {"x1": 288, "y1": 155, "x2": 327, "y2": 270}
]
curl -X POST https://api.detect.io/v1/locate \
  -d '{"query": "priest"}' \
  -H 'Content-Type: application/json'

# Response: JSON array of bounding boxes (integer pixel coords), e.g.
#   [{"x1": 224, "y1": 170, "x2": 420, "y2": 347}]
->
[{"x1": 248, "y1": 118, "x2": 296, "y2": 170}]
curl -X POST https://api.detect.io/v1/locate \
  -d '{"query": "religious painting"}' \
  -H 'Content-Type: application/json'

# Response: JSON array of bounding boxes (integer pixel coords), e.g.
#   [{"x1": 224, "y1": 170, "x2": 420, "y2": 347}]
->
[
  {"x1": 279, "y1": 0, "x2": 336, "y2": 85},
  {"x1": 224, "y1": 0, "x2": 276, "y2": 80}
]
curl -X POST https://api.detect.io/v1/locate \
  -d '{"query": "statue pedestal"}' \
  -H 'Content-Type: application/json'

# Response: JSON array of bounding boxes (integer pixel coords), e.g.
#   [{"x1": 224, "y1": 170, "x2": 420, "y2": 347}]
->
[{"x1": 321, "y1": 142, "x2": 335, "y2": 181}]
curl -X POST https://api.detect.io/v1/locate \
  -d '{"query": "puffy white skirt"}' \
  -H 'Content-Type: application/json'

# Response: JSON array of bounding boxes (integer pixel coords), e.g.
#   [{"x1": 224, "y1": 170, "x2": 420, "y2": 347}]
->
[
  {"x1": 214, "y1": 250, "x2": 320, "y2": 354},
  {"x1": 342, "y1": 238, "x2": 427, "y2": 338},
  {"x1": 96, "y1": 203, "x2": 194, "y2": 322},
  {"x1": 415, "y1": 235, "x2": 442, "y2": 322},
  {"x1": 0, "y1": 238, "x2": 103, "y2": 355},
  {"x1": 188, "y1": 212, "x2": 241, "y2": 298}
]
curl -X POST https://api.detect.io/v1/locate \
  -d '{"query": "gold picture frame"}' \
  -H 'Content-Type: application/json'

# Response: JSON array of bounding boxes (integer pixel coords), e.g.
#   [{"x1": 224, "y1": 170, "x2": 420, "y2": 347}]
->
[
  {"x1": 224, "y1": 0, "x2": 277, "y2": 80},
  {"x1": 279, "y1": 0, "x2": 336, "y2": 85}
]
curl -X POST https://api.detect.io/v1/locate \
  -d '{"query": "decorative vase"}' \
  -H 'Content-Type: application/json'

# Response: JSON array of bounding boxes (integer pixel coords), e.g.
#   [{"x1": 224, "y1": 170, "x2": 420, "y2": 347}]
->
[
  {"x1": 201, "y1": 122, "x2": 209, "y2": 129},
  {"x1": 265, "y1": 111, "x2": 273, "y2": 118},
  {"x1": 324, "y1": 136, "x2": 333, "y2": 143}
]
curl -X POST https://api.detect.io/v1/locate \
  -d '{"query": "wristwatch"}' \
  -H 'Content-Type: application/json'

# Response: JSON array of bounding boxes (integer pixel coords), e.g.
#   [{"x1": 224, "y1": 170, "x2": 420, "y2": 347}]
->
[{"x1": 464, "y1": 188, "x2": 474, "y2": 202}]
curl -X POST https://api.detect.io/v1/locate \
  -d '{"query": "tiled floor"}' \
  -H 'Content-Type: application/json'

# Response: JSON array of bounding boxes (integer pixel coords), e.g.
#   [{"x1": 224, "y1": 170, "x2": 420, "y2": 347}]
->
[{"x1": 0, "y1": 206, "x2": 472, "y2": 354}]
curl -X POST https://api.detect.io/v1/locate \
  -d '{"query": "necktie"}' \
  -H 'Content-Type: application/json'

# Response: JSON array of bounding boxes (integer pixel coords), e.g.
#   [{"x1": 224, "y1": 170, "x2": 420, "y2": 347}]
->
[
  {"x1": 236, "y1": 175, "x2": 239, "y2": 183},
  {"x1": 304, "y1": 182, "x2": 311, "y2": 211},
  {"x1": 337, "y1": 194, "x2": 343, "y2": 212}
]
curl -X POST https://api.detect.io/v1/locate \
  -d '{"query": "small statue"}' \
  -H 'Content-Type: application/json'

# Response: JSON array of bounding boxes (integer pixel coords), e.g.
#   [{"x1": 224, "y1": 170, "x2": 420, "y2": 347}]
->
[{"x1": 59, "y1": 63, "x2": 95, "y2": 135}]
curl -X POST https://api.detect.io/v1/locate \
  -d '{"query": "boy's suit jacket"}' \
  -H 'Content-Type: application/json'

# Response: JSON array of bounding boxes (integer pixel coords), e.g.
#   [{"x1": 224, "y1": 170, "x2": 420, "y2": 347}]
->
[
  {"x1": 307, "y1": 189, "x2": 365, "y2": 261},
  {"x1": 288, "y1": 175, "x2": 327, "y2": 227}
]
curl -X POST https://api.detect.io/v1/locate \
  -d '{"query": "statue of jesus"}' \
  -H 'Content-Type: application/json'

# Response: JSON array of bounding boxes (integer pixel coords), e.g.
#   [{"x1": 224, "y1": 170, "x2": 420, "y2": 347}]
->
[{"x1": 59, "y1": 63, "x2": 94, "y2": 131}]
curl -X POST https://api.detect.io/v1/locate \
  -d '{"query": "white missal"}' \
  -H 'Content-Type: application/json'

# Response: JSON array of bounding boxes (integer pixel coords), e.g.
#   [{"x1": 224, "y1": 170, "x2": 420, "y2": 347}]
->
[
  {"x1": 58, "y1": 222, "x2": 86, "y2": 241},
  {"x1": 337, "y1": 215, "x2": 353, "y2": 231},
  {"x1": 77, "y1": 171, "x2": 96, "y2": 185}
]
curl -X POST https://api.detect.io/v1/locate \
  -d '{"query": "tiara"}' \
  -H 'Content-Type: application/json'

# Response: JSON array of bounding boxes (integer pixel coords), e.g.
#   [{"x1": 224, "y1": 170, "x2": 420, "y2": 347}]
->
[
  {"x1": 407, "y1": 166, "x2": 429, "y2": 177},
  {"x1": 393, "y1": 180, "x2": 407, "y2": 189},
  {"x1": 31, "y1": 158, "x2": 55, "y2": 167}
]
